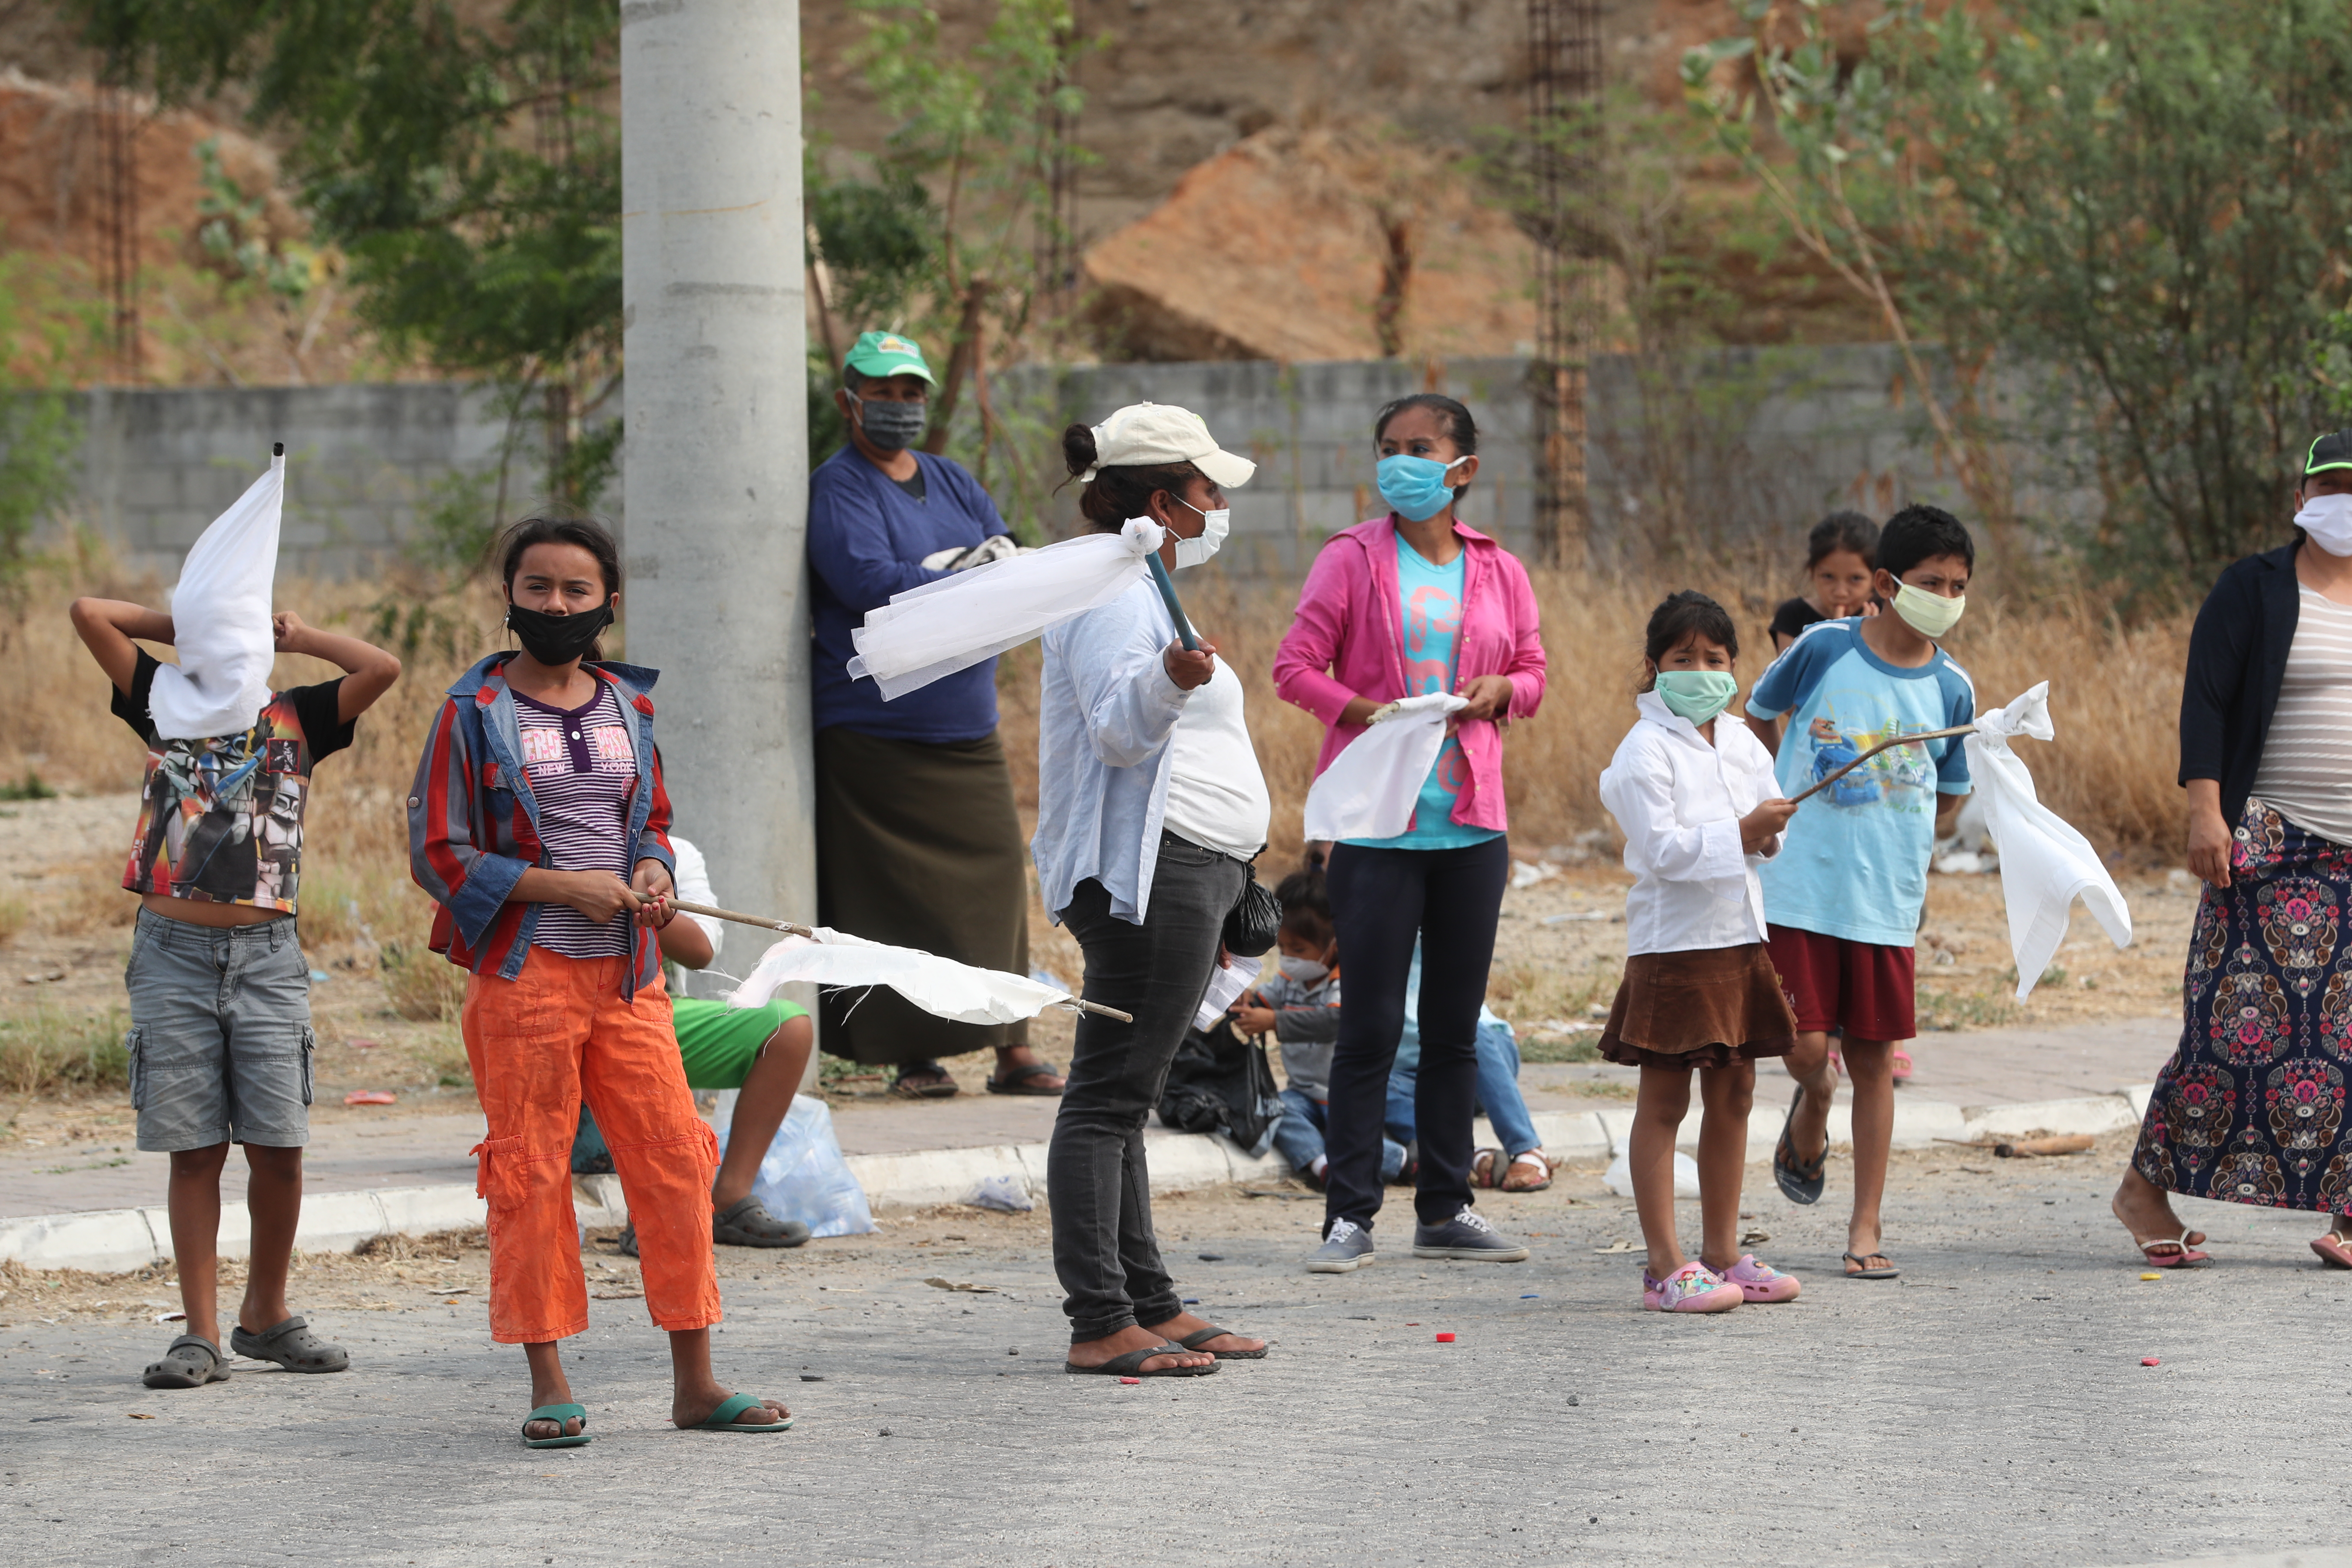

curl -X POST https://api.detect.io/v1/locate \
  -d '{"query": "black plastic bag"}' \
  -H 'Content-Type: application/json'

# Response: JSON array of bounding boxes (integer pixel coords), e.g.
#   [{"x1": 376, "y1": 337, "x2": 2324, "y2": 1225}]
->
[{"x1": 1158, "y1": 1015, "x2": 1280, "y2": 1155}]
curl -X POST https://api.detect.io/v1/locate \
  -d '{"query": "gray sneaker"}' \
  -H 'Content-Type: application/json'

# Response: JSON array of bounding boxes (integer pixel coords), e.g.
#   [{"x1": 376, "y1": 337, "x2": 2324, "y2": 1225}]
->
[
  {"x1": 1412, "y1": 1207, "x2": 1530, "y2": 1261},
  {"x1": 1306, "y1": 1218, "x2": 1376, "y2": 1273}
]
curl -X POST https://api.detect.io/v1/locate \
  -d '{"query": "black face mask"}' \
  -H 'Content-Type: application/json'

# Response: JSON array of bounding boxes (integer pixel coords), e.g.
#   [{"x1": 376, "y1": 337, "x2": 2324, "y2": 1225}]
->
[
  {"x1": 506, "y1": 600, "x2": 614, "y2": 666},
  {"x1": 854, "y1": 395, "x2": 927, "y2": 451}
]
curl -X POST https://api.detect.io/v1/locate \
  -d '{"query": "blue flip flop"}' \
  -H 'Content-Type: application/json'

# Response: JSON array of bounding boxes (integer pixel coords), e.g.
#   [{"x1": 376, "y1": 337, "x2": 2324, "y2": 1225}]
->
[
  {"x1": 523, "y1": 1403, "x2": 591, "y2": 1449},
  {"x1": 697, "y1": 1392, "x2": 792, "y2": 1433}
]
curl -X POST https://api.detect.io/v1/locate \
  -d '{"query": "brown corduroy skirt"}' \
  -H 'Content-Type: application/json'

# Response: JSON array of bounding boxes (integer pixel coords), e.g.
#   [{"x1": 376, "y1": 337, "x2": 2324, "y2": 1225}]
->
[
  {"x1": 1597, "y1": 943, "x2": 1798, "y2": 1070},
  {"x1": 814, "y1": 727, "x2": 1029, "y2": 1066}
]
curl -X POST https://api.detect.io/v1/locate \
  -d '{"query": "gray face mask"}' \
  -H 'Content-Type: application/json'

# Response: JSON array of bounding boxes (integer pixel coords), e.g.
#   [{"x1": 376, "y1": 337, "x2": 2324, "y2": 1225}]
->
[{"x1": 854, "y1": 395, "x2": 927, "y2": 451}]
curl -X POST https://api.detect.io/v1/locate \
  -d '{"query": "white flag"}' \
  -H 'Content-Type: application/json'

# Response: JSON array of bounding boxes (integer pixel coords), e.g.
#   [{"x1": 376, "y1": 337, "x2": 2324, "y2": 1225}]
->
[
  {"x1": 848, "y1": 517, "x2": 1164, "y2": 701},
  {"x1": 149, "y1": 451, "x2": 284, "y2": 741}
]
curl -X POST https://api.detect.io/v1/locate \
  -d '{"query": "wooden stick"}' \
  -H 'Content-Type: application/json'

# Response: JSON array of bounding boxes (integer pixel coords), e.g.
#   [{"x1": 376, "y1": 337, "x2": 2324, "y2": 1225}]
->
[
  {"x1": 667, "y1": 899, "x2": 1134, "y2": 1023},
  {"x1": 669, "y1": 899, "x2": 815, "y2": 939},
  {"x1": 1788, "y1": 723, "x2": 1977, "y2": 805}
]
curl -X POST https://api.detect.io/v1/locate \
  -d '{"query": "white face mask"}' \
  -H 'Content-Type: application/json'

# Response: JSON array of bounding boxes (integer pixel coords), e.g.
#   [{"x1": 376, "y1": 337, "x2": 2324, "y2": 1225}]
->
[
  {"x1": 1277, "y1": 954, "x2": 1330, "y2": 984},
  {"x1": 2297, "y1": 491, "x2": 2352, "y2": 557},
  {"x1": 1170, "y1": 495, "x2": 1229, "y2": 569},
  {"x1": 1891, "y1": 580, "x2": 1966, "y2": 638}
]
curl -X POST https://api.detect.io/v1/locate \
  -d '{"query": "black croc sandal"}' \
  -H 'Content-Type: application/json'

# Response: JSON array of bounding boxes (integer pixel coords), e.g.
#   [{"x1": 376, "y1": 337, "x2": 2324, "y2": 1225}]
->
[
  {"x1": 1773, "y1": 1085, "x2": 1828, "y2": 1207},
  {"x1": 986, "y1": 1060, "x2": 1065, "y2": 1096},
  {"x1": 711, "y1": 1195, "x2": 811, "y2": 1249},
  {"x1": 1064, "y1": 1342, "x2": 1219, "y2": 1377},
  {"x1": 142, "y1": 1333, "x2": 229, "y2": 1390},
  {"x1": 229, "y1": 1315, "x2": 349, "y2": 1374},
  {"x1": 1176, "y1": 1324, "x2": 1267, "y2": 1360}
]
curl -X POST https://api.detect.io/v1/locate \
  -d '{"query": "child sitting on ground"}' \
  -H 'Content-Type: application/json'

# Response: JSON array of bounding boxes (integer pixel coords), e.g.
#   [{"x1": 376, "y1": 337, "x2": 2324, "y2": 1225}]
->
[
  {"x1": 576, "y1": 832, "x2": 816, "y2": 1256},
  {"x1": 1233, "y1": 855, "x2": 1406, "y2": 1191},
  {"x1": 1598, "y1": 591, "x2": 1803, "y2": 1313},
  {"x1": 1769, "y1": 511, "x2": 1879, "y2": 653}
]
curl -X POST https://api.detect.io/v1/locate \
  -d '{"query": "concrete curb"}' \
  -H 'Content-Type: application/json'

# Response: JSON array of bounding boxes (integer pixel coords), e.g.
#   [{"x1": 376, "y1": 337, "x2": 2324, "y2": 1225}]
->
[{"x1": 0, "y1": 1086, "x2": 2162, "y2": 1273}]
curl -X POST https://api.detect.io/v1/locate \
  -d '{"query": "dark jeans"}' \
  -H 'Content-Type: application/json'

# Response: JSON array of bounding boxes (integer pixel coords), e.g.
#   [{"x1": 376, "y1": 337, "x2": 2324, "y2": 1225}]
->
[
  {"x1": 1048, "y1": 835, "x2": 1245, "y2": 1341},
  {"x1": 1323, "y1": 835, "x2": 1510, "y2": 1232}
]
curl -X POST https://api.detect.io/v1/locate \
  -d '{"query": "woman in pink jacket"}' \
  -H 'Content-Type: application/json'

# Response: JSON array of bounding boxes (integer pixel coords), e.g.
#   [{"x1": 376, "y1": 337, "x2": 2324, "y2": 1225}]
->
[{"x1": 1273, "y1": 394, "x2": 1548, "y2": 1274}]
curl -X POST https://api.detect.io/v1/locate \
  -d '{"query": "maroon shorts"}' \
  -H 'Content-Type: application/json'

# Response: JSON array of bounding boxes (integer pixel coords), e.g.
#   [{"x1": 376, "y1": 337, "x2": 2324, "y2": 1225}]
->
[{"x1": 1765, "y1": 925, "x2": 1916, "y2": 1041}]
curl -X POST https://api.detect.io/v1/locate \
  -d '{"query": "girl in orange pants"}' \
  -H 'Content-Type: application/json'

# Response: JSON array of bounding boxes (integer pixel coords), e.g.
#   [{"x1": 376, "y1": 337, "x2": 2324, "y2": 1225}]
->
[{"x1": 410, "y1": 515, "x2": 790, "y2": 1445}]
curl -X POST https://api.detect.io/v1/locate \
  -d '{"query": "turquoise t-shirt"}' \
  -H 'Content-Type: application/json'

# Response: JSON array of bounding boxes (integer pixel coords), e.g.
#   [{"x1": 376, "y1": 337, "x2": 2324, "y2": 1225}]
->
[
  {"x1": 1745, "y1": 618, "x2": 1975, "y2": 947},
  {"x1": 1342, "y1": 536, "x2": 1503, "y2": 852}
]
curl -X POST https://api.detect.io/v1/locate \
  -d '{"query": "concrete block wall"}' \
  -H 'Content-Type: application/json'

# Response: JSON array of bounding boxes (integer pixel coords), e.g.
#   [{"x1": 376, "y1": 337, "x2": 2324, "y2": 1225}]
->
[
  {"x1": 64, "y1": 382, "x2": 542, "y2": 582},
  {"x1": 33, "y1": 344, "x2": 2075, "y2": 584}
]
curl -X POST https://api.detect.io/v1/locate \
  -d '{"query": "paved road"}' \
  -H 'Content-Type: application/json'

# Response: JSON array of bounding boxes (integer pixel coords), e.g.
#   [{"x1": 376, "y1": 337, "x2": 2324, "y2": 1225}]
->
[{"x1": 4, "y1": 1136, "x2": 2346, "y2": 1566}]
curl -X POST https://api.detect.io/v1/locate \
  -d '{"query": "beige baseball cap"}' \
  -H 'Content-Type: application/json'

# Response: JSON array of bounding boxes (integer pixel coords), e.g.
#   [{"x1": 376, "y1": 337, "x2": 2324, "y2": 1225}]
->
[{"x1": 1084, "y1": 402, "x2": 1256, "y2": 488}]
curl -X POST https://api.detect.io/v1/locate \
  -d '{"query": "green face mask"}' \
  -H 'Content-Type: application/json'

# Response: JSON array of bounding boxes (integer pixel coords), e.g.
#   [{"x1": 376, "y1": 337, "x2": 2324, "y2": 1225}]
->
[
  {"x1": 1652, "y1": 669, "x2": 1740, "y2": 724},
  {"x1": 1892, "y1": 580, "x2": 1966, "y2": 639}
]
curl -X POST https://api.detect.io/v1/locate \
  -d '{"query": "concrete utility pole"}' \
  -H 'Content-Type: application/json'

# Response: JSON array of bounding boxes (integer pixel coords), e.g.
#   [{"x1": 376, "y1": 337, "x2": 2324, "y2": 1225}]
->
[{"x1": 620, "y1": 3, "x2": 813, "y2": 965}]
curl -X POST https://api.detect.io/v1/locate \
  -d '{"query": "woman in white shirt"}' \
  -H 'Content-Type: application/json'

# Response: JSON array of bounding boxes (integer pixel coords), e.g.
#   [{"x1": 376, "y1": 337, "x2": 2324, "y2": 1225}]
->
[
  {"x1": 1034, "y1": 403, "x2": 1272, "y2": 1378},
  {"x1": 1596, "y1": 591, "x2": 1801, "y2": 1314}
]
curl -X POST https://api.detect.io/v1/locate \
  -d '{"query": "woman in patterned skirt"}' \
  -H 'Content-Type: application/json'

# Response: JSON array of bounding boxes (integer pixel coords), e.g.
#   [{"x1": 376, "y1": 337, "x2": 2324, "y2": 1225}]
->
[{"x1": 2119, "y1": 431, "x2": 2352, "y2": 1268}]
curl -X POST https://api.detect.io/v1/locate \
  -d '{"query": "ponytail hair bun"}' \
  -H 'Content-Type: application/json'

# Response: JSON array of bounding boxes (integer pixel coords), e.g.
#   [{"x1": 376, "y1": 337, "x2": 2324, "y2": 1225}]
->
[{"x1": 1061, "y1": 422, "x2": 1099, "y2": 481}]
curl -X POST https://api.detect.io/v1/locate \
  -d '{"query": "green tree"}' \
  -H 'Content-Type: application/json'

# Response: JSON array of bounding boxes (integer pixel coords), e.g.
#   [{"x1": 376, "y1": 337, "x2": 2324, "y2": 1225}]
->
[
  {"x1": 845, "y1": 0, "x2": 1087, "y2": 474},
  {"x1": 72, "y1": 0, "x2": 620, "y2": 514},
  {"x1": 1687, "y1": 0, "x2": 2352, "y2": 578},
  {"x1": 0, "y1": 249, "x2": 85, "y2": 593}
]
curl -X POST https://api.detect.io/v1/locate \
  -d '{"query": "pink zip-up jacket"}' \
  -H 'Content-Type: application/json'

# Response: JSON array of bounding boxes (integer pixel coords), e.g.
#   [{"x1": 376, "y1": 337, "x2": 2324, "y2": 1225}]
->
[{"x1": 1273, "y1": 516, "x2": 1547, "y2": 833}]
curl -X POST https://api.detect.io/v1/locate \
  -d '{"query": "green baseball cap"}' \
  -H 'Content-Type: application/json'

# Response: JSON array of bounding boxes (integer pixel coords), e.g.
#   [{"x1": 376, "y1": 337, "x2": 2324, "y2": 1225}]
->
[
  {"x1": 2308, "y1": 430, "x2": 2352, "y2": 474},
  {"x1": 843, "y1": 330, "x2": 936, "y2": 387}
]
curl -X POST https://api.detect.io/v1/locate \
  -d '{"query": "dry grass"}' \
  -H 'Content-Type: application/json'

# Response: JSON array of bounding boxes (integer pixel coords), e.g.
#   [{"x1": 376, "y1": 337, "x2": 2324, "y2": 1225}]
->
[
  {"x1": 0, "y1": 1004, "x2": 131, "y2": 1095},
  {"x1": 997, "y1": 566, "x2": 2196, "y2": 872},
  {"x1": 0, "y1": 545, "x2": 2193, "y2": 1023}
]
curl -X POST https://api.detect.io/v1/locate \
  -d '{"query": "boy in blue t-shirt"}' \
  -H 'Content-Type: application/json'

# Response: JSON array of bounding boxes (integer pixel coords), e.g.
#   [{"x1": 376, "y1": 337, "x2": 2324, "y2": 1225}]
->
[{"x1": 1742, "y1": 505, "x2": 1977, "y2": 1281}]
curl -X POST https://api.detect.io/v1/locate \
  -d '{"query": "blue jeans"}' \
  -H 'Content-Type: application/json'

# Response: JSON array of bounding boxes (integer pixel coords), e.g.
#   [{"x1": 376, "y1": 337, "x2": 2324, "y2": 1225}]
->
[
  {"x1": 1386, "y1": 1019, "x2": 1540, "y2": 1159},
  {"x1": 1274, "y1": 1088, "x2": 1405, "y2": 1179}
]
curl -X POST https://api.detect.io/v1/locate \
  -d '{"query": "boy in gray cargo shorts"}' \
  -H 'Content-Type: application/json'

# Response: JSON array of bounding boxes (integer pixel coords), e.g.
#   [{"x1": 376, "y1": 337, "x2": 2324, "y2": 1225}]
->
[{"x1": 72, "y1": 595, "x2": 400, "y2": 1391}]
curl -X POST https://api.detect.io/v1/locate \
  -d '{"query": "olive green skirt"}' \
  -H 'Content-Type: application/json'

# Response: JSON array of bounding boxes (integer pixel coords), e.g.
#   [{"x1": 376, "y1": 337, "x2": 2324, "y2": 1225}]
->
[{"x1": 814, "y1": 726, "x2": 1029, "y2": 1066}]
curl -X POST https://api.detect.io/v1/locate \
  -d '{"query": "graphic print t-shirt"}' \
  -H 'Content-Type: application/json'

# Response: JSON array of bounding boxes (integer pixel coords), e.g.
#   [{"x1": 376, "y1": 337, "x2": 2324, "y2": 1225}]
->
[
  {"x1": 514, "y1": 682, "x2": 639, "y2": 959},
  {"x1": 1341, "y1": 536, "x2": 1501, "y2": 852},
  {"x1": 114, "y1": 649, "x2": 352, "y2": 912},
  {"x1": 1745, "y1": 619, "x2": 1974, "y2": 947}
]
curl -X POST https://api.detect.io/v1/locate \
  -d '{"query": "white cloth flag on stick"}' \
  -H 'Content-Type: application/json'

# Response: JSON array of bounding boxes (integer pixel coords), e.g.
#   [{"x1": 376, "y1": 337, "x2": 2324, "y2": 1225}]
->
[
  {"x1": 728, "y1": 931, "x2": 1081, "y2": 1026},
  {"x1": 150, "y1": 447, "x2": 285, "y2": 741},
  {"x1": 847, "y1": 517, "x2": 1166, "y2": 701},
  {"x1": 1302, "y1": 693, "x2": 1470, "y2": 842},
  {"x1": 1963, "y1": 681, "x2": 2132, "y2": 1000}
]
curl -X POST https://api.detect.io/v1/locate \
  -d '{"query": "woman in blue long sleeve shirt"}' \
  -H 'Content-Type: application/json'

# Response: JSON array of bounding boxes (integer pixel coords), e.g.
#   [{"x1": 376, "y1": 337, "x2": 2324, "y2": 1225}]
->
[{"x1": 805, "y1": 331, "x2": 1063, "y2": 1099}]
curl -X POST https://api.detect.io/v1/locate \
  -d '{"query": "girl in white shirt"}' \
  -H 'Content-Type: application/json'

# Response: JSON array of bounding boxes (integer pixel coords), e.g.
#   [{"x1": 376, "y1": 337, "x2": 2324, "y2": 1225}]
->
[{"x1": 1596, "y1": 592, "x2": 1803, "y2": 1314}]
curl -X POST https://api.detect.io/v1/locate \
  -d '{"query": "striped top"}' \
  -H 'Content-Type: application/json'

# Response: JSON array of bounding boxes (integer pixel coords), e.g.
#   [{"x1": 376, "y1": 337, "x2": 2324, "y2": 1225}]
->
[
  {"x1": 514, "y1": 683, "x2": 637, "y2": 957},
  {"x1": 2251, "y1": 587, "x2": 2352, "y2": 847}
]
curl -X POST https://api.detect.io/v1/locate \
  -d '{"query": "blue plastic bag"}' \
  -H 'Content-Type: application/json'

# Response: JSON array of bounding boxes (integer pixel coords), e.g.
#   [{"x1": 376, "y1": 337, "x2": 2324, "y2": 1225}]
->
[{"x1": 715, "y1": 1096, "x2": 875, "y2": 1238}]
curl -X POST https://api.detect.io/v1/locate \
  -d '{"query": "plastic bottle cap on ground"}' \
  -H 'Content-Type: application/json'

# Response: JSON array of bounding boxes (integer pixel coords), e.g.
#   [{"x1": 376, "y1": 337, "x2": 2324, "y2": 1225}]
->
[
  {"x1": 2141, "y1": 1357, "x2": 2160, "y2": 1366},
  {"x1": 2140, "y1": 1271, "x2": 2162, "y2": 1280},
  {"x1": 1435, "y1": 1332, "x2": 1456, "y2": 1343},
  {"x1": 1118, "y1": 1376, "x2": 1141, "y2": 1385}
]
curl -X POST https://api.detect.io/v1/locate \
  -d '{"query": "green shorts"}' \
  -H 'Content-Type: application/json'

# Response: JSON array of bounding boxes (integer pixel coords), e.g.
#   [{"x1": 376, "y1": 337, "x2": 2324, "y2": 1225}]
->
[{"x1": 674, "y1": 996, "x2": 807, "y2": 1090}]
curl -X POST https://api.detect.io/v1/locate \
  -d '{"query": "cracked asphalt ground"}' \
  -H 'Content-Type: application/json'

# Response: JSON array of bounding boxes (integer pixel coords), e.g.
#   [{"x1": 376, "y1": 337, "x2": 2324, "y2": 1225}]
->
[{"x1": 4, "y1": 1133, "x2": 2346, "y2": 1567}]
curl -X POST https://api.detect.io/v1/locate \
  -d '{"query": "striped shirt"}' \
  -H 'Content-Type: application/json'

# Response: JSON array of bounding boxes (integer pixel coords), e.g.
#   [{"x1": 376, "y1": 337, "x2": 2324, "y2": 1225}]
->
[
  {"x1": 2251, "y1": 588, "x2": 2352, "y2": 846},
  {"x1": 514, "y1": 683, "x2": 637, "y2": 958}
]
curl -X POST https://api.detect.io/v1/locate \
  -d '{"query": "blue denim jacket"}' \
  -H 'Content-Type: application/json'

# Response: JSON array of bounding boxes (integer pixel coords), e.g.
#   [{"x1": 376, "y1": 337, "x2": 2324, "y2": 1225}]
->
[{"x1": 408, "y1": 652, "x2": 677, "y2": 999}]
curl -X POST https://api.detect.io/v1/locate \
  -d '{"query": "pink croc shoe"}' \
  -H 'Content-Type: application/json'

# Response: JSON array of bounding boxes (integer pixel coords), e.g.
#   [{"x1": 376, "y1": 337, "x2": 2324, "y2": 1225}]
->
[
  {"x1": 1642, "y1": 1262, "x2": 1743, "y2": 1314},
  {"x1": 1715, "y1": 1253, "x2": 1801, "y2": 1303}
]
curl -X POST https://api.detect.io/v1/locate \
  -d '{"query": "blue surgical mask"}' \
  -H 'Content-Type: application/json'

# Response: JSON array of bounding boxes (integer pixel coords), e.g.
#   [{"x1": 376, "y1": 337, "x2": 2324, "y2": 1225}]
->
[{"x1": 1375, "y1": 453, "x2": 1470, "y2": 523}]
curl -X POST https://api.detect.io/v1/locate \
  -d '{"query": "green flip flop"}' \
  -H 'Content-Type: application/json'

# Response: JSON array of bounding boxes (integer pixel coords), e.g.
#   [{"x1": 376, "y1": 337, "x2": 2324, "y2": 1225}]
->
[
  {"x1": 697, "y1": 1391, "x2": 793, "y2": 1433},
  {"x1": 523, "y1": 1403, "x2": 591, "y2": 1449}
]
